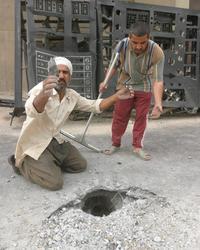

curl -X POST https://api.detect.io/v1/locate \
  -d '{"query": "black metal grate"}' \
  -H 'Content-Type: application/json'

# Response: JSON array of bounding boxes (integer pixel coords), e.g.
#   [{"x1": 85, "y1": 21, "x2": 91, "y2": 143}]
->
[
  {"x1": 36, "y1": 51, "x2": 93, "y2": 98},
  {"x1": 33, "y1": 0, "x2": 64, "y2": 13},
  {"x1": 126, "y1": 9, "x2": 149, "y2": 29}
]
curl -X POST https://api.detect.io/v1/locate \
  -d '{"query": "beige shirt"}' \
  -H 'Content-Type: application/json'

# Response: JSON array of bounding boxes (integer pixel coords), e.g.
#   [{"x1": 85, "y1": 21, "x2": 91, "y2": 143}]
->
[{"x1": 15, "y1": 82, "x2": 102, "y2": 167}]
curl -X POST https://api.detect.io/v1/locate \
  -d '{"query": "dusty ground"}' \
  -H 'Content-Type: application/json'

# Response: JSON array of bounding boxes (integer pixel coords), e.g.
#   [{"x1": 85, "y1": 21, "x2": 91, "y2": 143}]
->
[{"x1": 0, "y1": 106, "x2": 200, "y2": 250}]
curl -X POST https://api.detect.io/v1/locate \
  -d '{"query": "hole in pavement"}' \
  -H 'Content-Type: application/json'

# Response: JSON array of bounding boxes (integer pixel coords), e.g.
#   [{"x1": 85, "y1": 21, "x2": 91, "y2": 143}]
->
[
  {"x1": 81, "y1": 189, "x2": 127, "y2": 217},
  {"x1": 36, "y1": 188, "x2": 170, "y2": 249},
  {"x1": 48, "y1": 187, "x2": 160, "y2": 219}
]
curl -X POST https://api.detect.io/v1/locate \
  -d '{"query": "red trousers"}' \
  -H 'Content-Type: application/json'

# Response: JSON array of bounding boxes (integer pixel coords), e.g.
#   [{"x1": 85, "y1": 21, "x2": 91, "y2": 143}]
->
[{"x1": 111, "y1": 91, "x2": 152, "y2": 148}]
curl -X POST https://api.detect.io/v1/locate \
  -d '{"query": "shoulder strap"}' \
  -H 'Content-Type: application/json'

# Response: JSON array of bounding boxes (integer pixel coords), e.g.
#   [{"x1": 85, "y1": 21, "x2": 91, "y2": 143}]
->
[
  {"x1": 119, "y1": 37, "x2": 129, "y2": 70},
  {"x1": 146, "y1": 40, "x2": 156, "y2": 91},
  {"x1": 147, "y1": 40, "x2": 155, "y2": 70}
]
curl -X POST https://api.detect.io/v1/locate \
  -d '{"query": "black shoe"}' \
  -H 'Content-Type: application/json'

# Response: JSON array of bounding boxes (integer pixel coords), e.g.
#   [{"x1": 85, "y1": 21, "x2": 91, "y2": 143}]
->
[{"x1": 8, "y1": 155, "x2": 21, "y2": 175}]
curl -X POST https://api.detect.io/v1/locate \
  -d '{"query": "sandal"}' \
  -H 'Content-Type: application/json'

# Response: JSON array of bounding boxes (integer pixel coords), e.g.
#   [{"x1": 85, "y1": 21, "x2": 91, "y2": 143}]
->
[
  {"x1": 102, "y1": 146, "x2": 120, "y2": 155},
  {"x1": 133, "y1": 149, "x2": 152, "y2": 161}
]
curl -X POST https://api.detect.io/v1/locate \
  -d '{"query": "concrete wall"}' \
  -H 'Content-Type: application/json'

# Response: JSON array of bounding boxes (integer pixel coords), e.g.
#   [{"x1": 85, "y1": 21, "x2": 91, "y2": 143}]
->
[
  {"x1": 190, "y1": 0, "x2": 200, "y2": 10},
  {"x1": 0, "y1": 0, "x2": 15, "y2": 99},
  {"x1": 125, "y1": 0, "x2": 189, "y2": 8},
  {"x1": 134, "y1": 0, "x2": 175, "y2": 7},
  {"x1": 175, "y1": 0, "x2": 189, "y2": 8}
]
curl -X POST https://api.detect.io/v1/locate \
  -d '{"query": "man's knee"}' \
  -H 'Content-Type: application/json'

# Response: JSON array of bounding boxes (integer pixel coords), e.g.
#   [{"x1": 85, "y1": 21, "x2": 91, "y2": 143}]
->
[
  {"x1": 70, "y1": 158, "x2": 87, "y2": 173},
  {"x1": 46, "y1": 177, "x2": 63, "y2": 191},
  {"x1": 21, "y1": 168, "x2": 64, "y2": 190},
  {"x1": 20, "y1": 160, "x2": 64, "y2": 191},
  {"x1": 63, "y1": 158, "x2": 87, "y2": 173},
  {"x1": 78, "y1": 158, "x2": 87, "y2": 172}
]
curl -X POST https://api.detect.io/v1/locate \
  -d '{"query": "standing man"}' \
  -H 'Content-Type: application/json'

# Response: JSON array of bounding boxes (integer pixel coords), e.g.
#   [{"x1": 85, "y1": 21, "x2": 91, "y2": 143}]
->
[
  {"x1": 8, "y1": 57, "x2": 133, "y2": 190},
  {"x1": 100, "y1": 22, "x2": 165, "y2": 160}
]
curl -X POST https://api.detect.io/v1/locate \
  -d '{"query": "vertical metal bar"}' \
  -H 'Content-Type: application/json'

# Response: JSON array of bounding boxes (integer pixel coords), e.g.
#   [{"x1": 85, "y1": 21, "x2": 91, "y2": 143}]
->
[
  {"x1": 64, "y1": 0, "x2": 74, "y2": 51},
  {"x1": 89, "y1": 0, "x2": 97, "y2": 99},
  {"x1": 26, "y1": 0, "x2": 37, "y2": 90},
  {"x1": 96, "y1": 1, "x2": 104, "y2": 89},
  {"x1": 14, "y1": 0, "x2": 22, "y2": 107}
]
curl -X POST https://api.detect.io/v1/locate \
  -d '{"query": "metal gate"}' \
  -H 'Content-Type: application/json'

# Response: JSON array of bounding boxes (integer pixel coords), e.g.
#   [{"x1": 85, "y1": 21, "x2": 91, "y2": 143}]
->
[{"x1": 13, "y1": 0, "x2": 200, "y2": 118}]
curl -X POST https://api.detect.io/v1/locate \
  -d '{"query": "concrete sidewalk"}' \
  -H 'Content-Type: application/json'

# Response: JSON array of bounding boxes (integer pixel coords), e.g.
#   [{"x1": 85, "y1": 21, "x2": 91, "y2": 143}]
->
[{"x1": 0, "y1": 106, "x2": 200, "y2": 249}]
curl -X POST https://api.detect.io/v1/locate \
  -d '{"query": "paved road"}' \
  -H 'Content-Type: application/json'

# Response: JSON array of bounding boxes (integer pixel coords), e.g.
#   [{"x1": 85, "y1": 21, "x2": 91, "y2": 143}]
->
[{"x1": 0, "y1": 106, "x2": 200, "y2": 249}]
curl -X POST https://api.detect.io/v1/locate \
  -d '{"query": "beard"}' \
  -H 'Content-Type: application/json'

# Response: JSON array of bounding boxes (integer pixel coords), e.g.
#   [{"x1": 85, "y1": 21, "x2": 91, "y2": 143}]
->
[{"x1": 55, "y1": 80, "x2": 68, "y2": 92}]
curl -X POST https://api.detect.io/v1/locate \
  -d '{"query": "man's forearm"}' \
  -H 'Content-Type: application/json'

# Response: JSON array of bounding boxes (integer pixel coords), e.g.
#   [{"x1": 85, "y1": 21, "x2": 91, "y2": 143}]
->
[
  {"x1": 99, "y1": 93, "x2": 119, "y2": 111},
  {"x1": 33, "y1": 91, "x2": 49, "y2": 113},
  {"x1": 99, "y1": 87, "x2": 133, "y2": 111},
  {"x1": 153, "y1": 81, "x2": 163, "y2": 106}
]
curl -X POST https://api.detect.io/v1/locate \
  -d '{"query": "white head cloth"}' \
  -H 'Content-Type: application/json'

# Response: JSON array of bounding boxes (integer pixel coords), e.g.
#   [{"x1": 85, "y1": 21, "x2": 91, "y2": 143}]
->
[{"x1": 54, "y1": 57, "x2": 73, "y2": 75}]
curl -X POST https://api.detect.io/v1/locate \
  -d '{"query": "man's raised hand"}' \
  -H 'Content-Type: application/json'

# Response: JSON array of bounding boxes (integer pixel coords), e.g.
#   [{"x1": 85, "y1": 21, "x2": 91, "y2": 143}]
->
[{"x1": 42, "y1": 76, "x2": 58, "y2": 97}]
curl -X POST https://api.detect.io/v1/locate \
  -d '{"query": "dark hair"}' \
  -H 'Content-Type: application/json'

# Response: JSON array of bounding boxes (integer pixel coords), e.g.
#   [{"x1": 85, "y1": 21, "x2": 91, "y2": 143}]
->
[{"x1": 129, "y1": 22, "x2": 150, "y2": 37}]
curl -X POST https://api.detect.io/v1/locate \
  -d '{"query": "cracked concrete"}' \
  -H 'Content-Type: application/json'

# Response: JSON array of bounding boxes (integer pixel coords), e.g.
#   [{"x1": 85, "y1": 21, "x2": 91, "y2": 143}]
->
[{"x1": 0, "y1": 106, "x2": 200, "y2": 249}]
